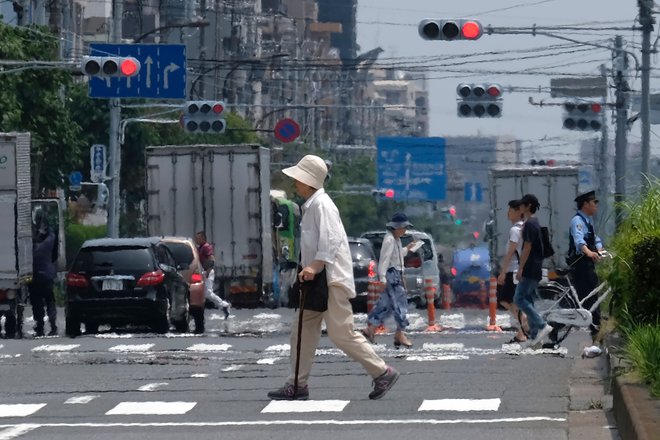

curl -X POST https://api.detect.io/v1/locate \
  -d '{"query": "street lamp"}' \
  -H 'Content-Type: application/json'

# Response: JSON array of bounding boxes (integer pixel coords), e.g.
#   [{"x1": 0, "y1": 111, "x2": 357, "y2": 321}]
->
[{"x1": 133, "y1": 20, "x2": 209, "y2": 44}]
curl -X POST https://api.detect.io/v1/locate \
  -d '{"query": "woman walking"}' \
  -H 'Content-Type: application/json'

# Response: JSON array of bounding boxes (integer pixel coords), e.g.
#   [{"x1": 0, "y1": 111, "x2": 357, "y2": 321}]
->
[{"x1": 362, "y1": 212, "x2": 417, "y2": 348}]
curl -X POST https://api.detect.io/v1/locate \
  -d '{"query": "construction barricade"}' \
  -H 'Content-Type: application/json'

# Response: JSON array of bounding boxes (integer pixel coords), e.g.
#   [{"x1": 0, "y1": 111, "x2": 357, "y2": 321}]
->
[
  {"x1": 442, "y1": 283, "x2": 452, "y2": 310},
  {"x1": 367, "y1": 280, "x2": 388, "y2": 334},
  {"x1": 485, "y1": 276, "x2": 502, "y2": 332},
  {"x1": 424, "y1": 278, "x2": 443, "y2": 332}
]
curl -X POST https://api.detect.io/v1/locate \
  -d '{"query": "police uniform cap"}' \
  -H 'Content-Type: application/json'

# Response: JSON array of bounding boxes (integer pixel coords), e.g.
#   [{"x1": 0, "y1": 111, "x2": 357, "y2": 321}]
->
[{"x1": 574, "y1": 190, "x2": 597, "y2": 204}]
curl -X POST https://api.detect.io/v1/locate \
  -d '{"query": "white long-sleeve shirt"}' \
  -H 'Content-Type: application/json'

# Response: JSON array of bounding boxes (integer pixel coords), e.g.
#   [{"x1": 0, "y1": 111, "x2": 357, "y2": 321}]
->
[
  {"x1": 300, "y1": 188, "x2": 355, "y2": 296},
  {"x1": 377, "y1": 231, "x2": 409, "y2": 283}
]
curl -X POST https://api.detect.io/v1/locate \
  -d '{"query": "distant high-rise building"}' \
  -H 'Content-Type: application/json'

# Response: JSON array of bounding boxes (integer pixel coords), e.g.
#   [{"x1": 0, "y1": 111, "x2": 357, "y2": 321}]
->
[{"x1": 317, "y1": 0, "x2": 357, "y2": 60}]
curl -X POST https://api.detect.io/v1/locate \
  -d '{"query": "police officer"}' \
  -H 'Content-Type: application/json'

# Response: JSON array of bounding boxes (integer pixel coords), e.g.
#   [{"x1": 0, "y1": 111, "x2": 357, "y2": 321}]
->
[{"x1": 567, "y1": 190, "x2": 605, "y2": 342}]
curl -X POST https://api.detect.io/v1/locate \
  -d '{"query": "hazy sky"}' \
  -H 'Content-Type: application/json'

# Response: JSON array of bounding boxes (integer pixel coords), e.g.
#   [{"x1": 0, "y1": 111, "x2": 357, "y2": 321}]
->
[{"x1": 356, "y1": 0, "x2": 649, "y2": 157}]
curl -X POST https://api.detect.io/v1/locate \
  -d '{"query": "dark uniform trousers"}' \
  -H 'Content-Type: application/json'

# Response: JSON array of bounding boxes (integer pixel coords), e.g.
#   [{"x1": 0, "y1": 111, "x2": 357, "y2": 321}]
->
[{"x1": 571, "y1": 257, "x2": 600, "y2": 338}]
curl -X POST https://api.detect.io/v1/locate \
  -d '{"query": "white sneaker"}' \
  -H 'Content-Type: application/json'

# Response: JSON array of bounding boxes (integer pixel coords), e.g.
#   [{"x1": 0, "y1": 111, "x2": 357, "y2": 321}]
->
[{"x1": 527, "y1": 324, "x2": 553, "y2": 349}]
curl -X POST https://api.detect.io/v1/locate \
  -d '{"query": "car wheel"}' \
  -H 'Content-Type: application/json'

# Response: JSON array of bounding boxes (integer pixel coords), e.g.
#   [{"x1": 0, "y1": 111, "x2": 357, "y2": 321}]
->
[
  {"x1": 151, "y1": 298, "x2": 171, "y2": 334},
  {"x1": 84, "y1": 320, "x2": 99, "y2": 334},
  {"x1": 65, "y1": 309, "x2": 81, "y2": 338},
  {"x1": 171, "y1": 286, "x2": 190, "y2": 333}
]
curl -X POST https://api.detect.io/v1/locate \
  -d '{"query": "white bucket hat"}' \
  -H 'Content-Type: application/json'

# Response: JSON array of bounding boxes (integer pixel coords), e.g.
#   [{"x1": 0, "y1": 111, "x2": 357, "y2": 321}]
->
[{"x1": 282, "y1": 155, "x2": 328, "y2": 189}]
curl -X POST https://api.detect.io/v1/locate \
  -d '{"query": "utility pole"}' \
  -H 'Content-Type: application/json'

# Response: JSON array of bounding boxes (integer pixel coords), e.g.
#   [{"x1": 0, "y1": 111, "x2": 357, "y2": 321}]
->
[
  {"x1": 107, "y1": 0, "x2": 122, "y2": 238},
  {"x1": 638, "y1": 0, "x2": 654, "y2": 193},
  {"x1": 598, "y1": 65, "x2": 610, "y2": 231},
  {"x1": 198, "y1": 0, "x2": 207, "y2": 98},
  {"x1": 613, "y1": 36, "x2": 630, "y2": 230}
]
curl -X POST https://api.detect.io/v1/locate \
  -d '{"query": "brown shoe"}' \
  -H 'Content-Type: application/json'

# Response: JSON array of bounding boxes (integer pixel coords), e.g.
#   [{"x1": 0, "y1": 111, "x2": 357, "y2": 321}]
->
[{"x1": 394, "y1": 331, "x2": 413, "y2": 348}]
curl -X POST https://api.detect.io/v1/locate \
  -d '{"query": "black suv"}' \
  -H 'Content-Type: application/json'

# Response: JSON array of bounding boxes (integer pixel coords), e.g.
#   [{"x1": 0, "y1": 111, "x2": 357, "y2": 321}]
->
[
  {"x1": 347, "y1": 237, "x2": 378, "y2": 313},
  {"x1": 64, "y1": 237, "x2": 190, "y2": 336}
]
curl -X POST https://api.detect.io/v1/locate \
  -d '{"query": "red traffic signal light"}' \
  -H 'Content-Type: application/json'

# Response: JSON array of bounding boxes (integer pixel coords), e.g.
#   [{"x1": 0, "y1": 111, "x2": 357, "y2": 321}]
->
[
  {"x1": 384, "y1": 189, "x2": 395, "y2": 198},
  {"x1": 182, "y1": 101, "x2": 226, "y2": 134},
  {"x1": 81, "y1": 56, "x2": 141, "y2": 78},
  {"x1": 456, "y1": 83, "x2": 503, "y2": 118},
  {"x1": 419, "y1": 19, "x2": 483, "y2": 41},
  {"x1": 562, "y1": 101, "x2": 602, "y2": 131},
  {"x1": 448, "y1": 205, "x2": 457, "y2": 217}
]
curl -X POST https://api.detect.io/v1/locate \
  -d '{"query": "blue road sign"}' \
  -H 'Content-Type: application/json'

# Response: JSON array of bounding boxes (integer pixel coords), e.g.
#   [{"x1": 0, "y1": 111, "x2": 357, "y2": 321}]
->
[
  {"x1": 88, "y1": 44, "x2": 186, "y2": 99},
  {"x1": 377, "y1": 137, "x2": 446, "y2": 201},
  {"x1": 90, "y1": 144, "x2": 107, "y2": 183},
  {"x1": 69, "y1": 171, "x2": 83, "y2": 186},
  {"x1": 464, "y1": 182, "x2": 483, "y2": 202}
]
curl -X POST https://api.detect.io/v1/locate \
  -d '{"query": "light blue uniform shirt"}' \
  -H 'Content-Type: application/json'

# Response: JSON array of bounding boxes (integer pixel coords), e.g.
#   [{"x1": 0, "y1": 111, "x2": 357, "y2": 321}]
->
[{"x1": 569, "y1": 211, "x2": 603, "y2": 255}]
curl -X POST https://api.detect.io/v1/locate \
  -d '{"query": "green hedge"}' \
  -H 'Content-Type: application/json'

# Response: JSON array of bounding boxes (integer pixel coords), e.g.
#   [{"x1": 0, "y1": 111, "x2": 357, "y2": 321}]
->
[{"x1": 65, "y1": 223, "x2": 107, "y2": 267}]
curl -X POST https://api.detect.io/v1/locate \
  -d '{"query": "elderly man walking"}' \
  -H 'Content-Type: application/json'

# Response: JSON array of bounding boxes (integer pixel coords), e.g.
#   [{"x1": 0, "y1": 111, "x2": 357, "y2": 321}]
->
[{"x1": 268, "y1": 155, "x2": 400, "y2": 401}]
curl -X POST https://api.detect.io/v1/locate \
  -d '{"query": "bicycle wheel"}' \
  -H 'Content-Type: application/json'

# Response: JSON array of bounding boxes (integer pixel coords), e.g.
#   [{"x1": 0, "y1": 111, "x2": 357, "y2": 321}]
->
[{"x1": 546, "y1": 322, "x2": 573, "y2": 347}]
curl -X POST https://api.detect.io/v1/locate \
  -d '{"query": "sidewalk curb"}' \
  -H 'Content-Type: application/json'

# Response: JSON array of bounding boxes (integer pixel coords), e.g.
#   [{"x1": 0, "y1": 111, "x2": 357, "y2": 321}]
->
[
  {"x1": 606, "y1": 334, "x2": 660, "y2": 440},
  {"x1": 612, "y1": 375, "x2": 660, "y2": 440}
]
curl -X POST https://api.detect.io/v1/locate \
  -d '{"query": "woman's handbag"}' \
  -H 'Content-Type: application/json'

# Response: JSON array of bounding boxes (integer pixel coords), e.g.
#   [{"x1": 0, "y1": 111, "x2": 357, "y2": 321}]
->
[{"x1": 289, "y1": 266, "x2": 329, "y2": 312}]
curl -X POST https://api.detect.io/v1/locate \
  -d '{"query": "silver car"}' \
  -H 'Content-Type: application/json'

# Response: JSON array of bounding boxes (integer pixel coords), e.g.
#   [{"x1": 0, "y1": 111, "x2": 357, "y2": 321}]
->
[{"x1": 359, "y1": 230, "x2": 441, "y2": 308}]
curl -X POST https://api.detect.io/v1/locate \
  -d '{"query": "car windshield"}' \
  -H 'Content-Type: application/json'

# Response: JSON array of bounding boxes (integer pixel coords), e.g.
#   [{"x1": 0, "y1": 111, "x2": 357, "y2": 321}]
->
[
  {"x1": 71, "y1": 246, "x2": 155, "y2": 273},
  {"x1": 349, "y1": 242, "x2": 374, "y2": 262},
  {"x1": 162, "y1": 242, "x2": 194, "y2": 266}
]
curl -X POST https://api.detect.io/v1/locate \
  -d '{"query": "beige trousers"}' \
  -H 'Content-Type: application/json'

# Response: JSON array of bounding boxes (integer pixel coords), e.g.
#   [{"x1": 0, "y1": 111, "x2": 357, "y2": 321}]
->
[{"x1": 286, "y1": 284, "x2": 387, "y2": 386}]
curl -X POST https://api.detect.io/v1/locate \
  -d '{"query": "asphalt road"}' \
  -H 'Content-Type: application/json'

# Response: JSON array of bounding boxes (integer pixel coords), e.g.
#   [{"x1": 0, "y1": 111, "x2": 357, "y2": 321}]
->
[{"x1": 0, "y1": 306, "x2": 618, "y2": 440}]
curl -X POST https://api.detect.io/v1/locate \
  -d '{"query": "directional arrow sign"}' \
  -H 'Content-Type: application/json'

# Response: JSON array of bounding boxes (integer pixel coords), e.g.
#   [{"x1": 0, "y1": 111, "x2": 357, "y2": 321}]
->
[{"x1": 88, "y1": 43, "x2": 186, "y2": 99}]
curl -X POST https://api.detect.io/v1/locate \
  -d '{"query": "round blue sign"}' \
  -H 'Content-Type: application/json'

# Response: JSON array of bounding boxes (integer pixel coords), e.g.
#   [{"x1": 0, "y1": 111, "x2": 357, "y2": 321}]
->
[{"x1": 69, "y1": 171, "x2": 83, "y2": 185}]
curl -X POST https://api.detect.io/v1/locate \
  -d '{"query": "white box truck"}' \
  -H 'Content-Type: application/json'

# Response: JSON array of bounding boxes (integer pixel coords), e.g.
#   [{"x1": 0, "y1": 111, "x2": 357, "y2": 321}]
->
[
  {"x1": 0, "y1": 132, "x2": 33, "y2": 337},
  {"x1": 487, "y1": 166, "x2": 579, "y2": 273},
  {"x1": 145, "y1": 144, "x2": 273, "y2": 307}
]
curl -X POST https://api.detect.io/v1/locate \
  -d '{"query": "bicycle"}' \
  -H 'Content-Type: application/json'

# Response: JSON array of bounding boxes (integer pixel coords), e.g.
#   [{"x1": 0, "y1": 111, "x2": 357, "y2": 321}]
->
[{"x1": 518, "y1": 251, "x2": 613, "y2": 348}]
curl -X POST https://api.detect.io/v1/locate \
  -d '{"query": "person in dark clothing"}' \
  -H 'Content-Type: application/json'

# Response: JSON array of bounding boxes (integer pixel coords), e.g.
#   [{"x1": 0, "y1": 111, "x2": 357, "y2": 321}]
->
[
  {"x1": 567, "y1": 190, "x2": 605, "y2": 342},
  {"x1": 30, "y1": 215, "x2": 58, "y2": 337},
  {"x1": 514, "y1": 194, "x2": 553, "y2": 348}
]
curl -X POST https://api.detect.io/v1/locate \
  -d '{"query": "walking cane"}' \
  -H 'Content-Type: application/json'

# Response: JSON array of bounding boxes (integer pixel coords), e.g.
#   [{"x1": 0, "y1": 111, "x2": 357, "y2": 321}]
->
[{"x1": 293, "y1": 280, "x2": 307, "y2": 395}]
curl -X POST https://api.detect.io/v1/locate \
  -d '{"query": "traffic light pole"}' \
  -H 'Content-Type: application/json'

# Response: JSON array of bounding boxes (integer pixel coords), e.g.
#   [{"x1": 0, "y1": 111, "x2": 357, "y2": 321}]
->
[{"x1": 107, "y1": 0, "x2": 122, "y2": 238}]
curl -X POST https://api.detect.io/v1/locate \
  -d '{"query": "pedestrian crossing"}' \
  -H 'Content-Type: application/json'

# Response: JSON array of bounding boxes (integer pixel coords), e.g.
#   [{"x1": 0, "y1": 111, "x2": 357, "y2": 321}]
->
[
  {"x1": 0, "y1": 340, "x2": 568, "y2": 360},
  {"x1": 0, "y1": 397, "x2": 507, "y2": 418}
]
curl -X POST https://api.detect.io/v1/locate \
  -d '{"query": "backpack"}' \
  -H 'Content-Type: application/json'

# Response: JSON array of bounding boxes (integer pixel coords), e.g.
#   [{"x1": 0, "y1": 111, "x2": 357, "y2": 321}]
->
[{"x1": 540, "y1": 226, "x2": 555, "y2": 259}]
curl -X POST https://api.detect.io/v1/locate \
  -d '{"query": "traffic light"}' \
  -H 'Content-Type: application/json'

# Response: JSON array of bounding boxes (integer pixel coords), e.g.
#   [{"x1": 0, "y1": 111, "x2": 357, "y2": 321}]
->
[
  {"x1": 456, "y1": 83, "x2": 503, "y2": 118},
  {"x1": 418, "y1": 19, "x2": 483, "y2": 41},
  {"x1": 371, "y1": 188, "x2": 395, "y2": 198},
  {"x1": 81, "y1": 56, "x2": 141, "y2": 78},
  {"x1": 530, "y1": 159, "x2": 557, "y2": 166},
  {"x1": 182, "y1": 101, "x2": 226, "y2": 134},
  {"x1": 562, "y1": 101, "x2": 602, "y2": 131}
]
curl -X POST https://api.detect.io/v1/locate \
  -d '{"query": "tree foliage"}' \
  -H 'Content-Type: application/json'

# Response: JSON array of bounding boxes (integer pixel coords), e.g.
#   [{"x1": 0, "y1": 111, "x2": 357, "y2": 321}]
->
[{"x1": 0, "y1": 22, "x2": 85, "y2": 194}]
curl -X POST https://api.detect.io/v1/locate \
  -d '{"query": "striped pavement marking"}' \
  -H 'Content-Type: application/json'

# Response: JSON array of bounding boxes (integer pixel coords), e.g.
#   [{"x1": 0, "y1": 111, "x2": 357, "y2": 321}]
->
[
  {"x1": 418, "y1": 398, "x2": 501, "y2": 412},
  {"x1": 137, "y1": 383, "x2": 169, "y2": 392},
  {"x1": 108, "y1": 344, "x2": 154, "y2": 353},
  {"x1": 105, "y1": 401, "x2": 197, "y2": 416},
  {"x1": 262, "y1": 400, "x2": 350, "y2": 413},
  {"x1": 64, "y1": 396, "x2": 98, "y2": 404},
  {"x1": 0, "y1": 404, "x2": 46, "y2": 418},
  {"x1": 186, "y1": 344, "x2": 231, "y2": 352},
  {"x1": 32, "y1": 344, "x2": 79, "y2": 352}
]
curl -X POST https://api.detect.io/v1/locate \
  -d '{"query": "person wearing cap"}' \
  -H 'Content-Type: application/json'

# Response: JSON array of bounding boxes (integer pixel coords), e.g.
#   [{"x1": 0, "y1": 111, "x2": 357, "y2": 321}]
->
[
  {"x1": 514, "y1": 194, "x2": 553, "y2": 348},
  {"x1": 567, "y1": 190, "x2": 605, "y2": 342},
  {"x1": 268, "y1": 155, "x2": 400, "y2": 401},
  {"x1": 497, "y1": 199, "x2": 528, "y2": 344},
  {"x1": 361, "y1": 212, "x2": 418, "y2": 348}
]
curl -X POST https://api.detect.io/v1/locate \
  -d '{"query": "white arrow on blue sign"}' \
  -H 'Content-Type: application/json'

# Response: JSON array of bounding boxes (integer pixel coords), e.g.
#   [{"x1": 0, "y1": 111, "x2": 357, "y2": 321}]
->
[
  {"x1": 88, "y1": 43, "x2": 186, "y2": 99},
  {"x1": 464, "y1": 182, "x2": 483, "y2": 202}
]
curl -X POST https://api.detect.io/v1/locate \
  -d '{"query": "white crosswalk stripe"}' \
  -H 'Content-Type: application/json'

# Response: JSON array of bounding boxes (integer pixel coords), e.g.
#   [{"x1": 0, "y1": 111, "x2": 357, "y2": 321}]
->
[
  {"x1": 418, "y1": 398, "x2": 501, "y2": 412},
  {"x1": 108, "y1": 344, "x2": 154, "y2": 352},
  {"x1": 262, "y1": 400, "x2": 350, "y2": 413},
  {"x1": 32, "y1": 344, "x2": 79, "y2": 352},
  {"x1": 105, "y1": 401, "x2": 197, "y2": 415},
  {"x1": 0, "y1": 404, "x2": 46, "y2": 418}
]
